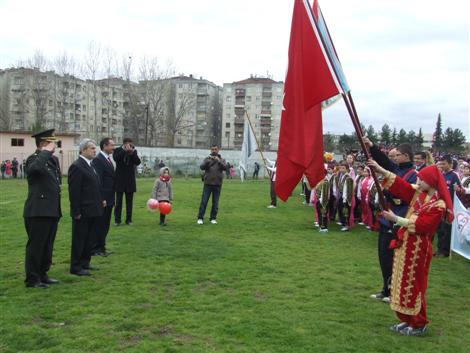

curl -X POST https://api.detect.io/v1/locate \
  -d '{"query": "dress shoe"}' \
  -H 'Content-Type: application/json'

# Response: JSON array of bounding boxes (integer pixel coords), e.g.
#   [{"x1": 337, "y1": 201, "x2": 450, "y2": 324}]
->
[
  {"x1": 83, "y1": 265, "x2": 99, "y2": 271},
  {"x1": 71, "y1": 269, "x2": 91, "y2": 276},
  {"x1": 126, "y1": 221, "x2": 133, "y2": 226},
  {"x1": 26, "y1": 282, "x2": 49, "y2": 288},
  {"x1": 41, "y1": 277, "x2": 59, "y2": 284}
]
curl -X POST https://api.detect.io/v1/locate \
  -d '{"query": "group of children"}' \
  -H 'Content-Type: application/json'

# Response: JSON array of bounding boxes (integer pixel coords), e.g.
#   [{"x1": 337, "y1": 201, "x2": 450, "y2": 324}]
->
[{"x1": 310, "y1": 156, "x2": 381, "y2": 233}]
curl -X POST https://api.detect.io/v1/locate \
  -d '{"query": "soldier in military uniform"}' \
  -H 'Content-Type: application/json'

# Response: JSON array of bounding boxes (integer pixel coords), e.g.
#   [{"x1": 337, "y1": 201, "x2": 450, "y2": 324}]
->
[{"x1": 23, "y1": 129, "x2": 62, "y2": 288}]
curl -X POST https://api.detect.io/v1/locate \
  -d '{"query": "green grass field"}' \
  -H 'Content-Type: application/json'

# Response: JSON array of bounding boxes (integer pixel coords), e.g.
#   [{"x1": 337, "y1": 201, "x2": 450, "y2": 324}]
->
[{"x1": 0, "y1": 177, "x2": 469, "y2": 353}]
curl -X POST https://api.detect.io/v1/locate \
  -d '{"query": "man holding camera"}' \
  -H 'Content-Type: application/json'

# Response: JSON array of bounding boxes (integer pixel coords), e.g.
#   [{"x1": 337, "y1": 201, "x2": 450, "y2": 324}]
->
[
  {"x1": 113, "y1": 138, "x2": 141, "y2": 226},
  {"x1": 197, "y1": 145, "x2": 227, "y2": 225}
]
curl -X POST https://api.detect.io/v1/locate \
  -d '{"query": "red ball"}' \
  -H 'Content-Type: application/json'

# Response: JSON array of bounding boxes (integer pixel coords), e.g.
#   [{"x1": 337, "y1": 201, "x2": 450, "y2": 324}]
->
[
  {"x1": 159, "y1": 202, "x2": 172, "y2": 215},
  {"x1": 147, "y1": 198, "x2": 159, "y2": 211}
]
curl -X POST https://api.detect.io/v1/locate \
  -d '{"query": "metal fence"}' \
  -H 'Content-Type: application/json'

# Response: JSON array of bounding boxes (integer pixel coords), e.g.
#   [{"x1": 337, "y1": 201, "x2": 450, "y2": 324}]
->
[{"x1": 136, "y1": 146, "x2": 278, "y2": 178}]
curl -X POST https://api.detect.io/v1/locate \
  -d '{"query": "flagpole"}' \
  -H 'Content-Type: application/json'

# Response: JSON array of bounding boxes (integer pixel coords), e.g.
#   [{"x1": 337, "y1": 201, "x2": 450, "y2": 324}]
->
[
  {"x1": 342, "y1": 93, "x2": 388, "y2": 209},
  {"x1": 244, "y1": 110, "x2": 270, "y2": 175},
  {"x1": 305, "y1": 0, "x2": 388, "y2": 210}
]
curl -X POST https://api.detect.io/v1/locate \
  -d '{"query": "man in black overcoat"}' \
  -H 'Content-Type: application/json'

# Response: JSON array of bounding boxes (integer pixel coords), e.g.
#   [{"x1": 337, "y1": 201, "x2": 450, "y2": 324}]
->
[
  {"x1": 91, "y1": 137, "x2": 115, "y2": 256},
  {"x1": 68, "y1": 139, "x2": 104, "y2": 276},
  {"x1": 113, "y1": 137, "x2": 141, "y2": 225}
]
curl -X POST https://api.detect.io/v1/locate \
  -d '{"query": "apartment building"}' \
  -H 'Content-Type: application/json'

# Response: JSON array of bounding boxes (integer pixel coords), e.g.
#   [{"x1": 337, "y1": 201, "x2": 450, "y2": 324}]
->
[
  {"x1": 221, "y1": 76, "x2": 284, "y2": 151},
  {"x1": 0, "y1": 68, "x2": 125, "y2": 143}
]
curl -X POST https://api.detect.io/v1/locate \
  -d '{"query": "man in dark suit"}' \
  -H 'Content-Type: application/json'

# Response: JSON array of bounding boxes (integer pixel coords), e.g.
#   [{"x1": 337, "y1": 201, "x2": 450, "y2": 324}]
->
[
  {"x1": 23, "y1": 129, "x2": 62, "y2": 288},
  {"x1": 91, "y1": 137, "x2": 115, "y2": 256},
  {"x1": 68, "y1": 139, "x2": 104, "y2": 276},
  {"x1": 113, "y1": 137, "x2": 141, "y2": 225}
]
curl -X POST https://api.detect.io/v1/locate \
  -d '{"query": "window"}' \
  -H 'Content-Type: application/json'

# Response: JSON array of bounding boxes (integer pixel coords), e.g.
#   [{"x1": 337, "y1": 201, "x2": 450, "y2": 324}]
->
[
  {"x1": 246, "y1": 96, "x2": 252, "y2": 102},
  {"x1": 226, "y1": 123, "x2": 230, "y2": 128},
  {"x1": 225, "y1": 132, "x2": 230, "y2": 137},
  {"x1": 226, "y1": 96, "x2": 231, "y2": 102},
  {"x1": 11, "y1": 138, "x2": 25, "y2": 146},
  {"x1": 57, "y1": 141, "x2": 62, "y2": 148}
]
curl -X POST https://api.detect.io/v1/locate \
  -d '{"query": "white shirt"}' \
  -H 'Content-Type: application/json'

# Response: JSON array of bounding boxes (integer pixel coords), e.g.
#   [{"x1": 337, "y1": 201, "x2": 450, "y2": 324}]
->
[
  {"x1": 100, "y1": 151, "x2": 115, "y2": 169},
  {"x1": 79, "y1": 155, "x2": 92, "y2": 167},
  {"x1": 100, "y1": 151, "x2": 112, "y2": 159}
]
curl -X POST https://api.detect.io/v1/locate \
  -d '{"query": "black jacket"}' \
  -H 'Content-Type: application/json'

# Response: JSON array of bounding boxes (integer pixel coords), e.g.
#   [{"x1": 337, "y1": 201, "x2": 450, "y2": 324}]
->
[
  {"x1": 200, "y1": 155, "x2": 227, "y2": 186},
  {"x1": 92, "y1": 153, "x2": 116, "y2": 206},
  {"x1": 23, "y1": 150, "x2": 62, "y2": 218},
  {"x1": 113, "y1": 146, "x2": 141, "y2": 193},
  {"x1": 68, "y1": 157, "x2": 104, "y2": 218}
]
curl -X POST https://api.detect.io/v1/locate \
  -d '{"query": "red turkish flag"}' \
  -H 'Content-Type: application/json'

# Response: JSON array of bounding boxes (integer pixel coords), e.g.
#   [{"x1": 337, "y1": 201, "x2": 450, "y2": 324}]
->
[{"x1": 275, "y1": 0, "x2": 340, "y2": 201}]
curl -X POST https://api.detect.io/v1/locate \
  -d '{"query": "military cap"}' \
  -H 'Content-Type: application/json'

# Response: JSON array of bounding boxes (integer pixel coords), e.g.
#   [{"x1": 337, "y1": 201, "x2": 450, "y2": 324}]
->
[{"x1": 31, "y1": 129, "x2": 60, "y2": 146}]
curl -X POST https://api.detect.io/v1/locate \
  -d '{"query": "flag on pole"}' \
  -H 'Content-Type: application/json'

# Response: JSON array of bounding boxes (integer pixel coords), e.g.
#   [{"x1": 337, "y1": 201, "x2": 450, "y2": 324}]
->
[
  {"x1": 451, "y1": 194, "x2": 470, "y2": 260},
  {"x1": 239, "y1": 120, "x2": 258, "y2": 181},
  {"x1": 275, "y1": 0, "x2": 349, "y2": 201}
]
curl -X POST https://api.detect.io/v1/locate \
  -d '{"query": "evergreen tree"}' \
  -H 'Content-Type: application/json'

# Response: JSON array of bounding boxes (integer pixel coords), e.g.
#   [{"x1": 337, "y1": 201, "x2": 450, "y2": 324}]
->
[
  {"x1": 391, "y1": 128, "x2": 398, "y2": 146},
  {"x1": 407, "y1": 130, "x2": 416, "y2": 149},
  {"x1": 323, "y1": 133, "x2": 336, "y2": 152},
  {"x1": 380, "y1": 124, "x2": 392, "y2": 146},
  {"x1": 452, "y1": 128, "x2": 467, "y2": 152},
  {"x1": 416, "y1": 128, "x2": 424, "y2": 151},
  {"x1": 433, "y1": 113, "x2": 443, "y2": 152},
  {"x1": 443, "y1": 127, "x2": 466, "y2": 153},
  {"x1": 365, "y1": 125, "x2": 378, "y2": 143},
  {"x1": 397, "y1": 128, "x2": 408, "y2": 144},
  {"x1": 338, "y1": 133, "x2": 358, "y2": 153}
]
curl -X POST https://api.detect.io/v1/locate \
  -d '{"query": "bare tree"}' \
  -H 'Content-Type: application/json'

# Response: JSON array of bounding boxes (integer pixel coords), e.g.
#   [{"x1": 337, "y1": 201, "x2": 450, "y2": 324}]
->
[
  {"x1": 83, "y1": 41, "x2": 102, "y2": 140},
  {"x1": 23, "y1": 50, "x2": 53, "y2": 131},
  {"x1": 165, "y1": 82, "x2": 196, "y2": 147},
  {"x1": 52, "y1": 52, "x2": 79, "y2": 132},
  {"x1": 138, "y1": 56, "x2": 174, "y2": 146},
  {"x1": 101, "y1": 47, "x2": 120, "y2": 137},
  {"x1": 121, "y1": 55, "x2": 144, "y2": 143},
  {"x1": 0, "y1": 85, "x2": 10, "y2": 129}
]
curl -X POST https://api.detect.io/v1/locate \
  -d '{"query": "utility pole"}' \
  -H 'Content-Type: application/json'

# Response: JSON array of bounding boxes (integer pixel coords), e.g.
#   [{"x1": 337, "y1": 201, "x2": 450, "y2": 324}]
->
[{"x1": 144, "y1": 103, "x2": 149, "y2": 146}]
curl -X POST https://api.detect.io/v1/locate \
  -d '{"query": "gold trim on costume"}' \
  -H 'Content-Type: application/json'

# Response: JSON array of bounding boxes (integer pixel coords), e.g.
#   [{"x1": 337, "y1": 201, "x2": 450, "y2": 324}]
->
[
  {"x1": 382, "y1": 173, "x2": 396, "y2": 189},
  {"x1": 408, "y1": 214, "x2": 418, "y2": 234},
  {"x1": 390, "y1": 191, "x2": 421, "y2": 315}
]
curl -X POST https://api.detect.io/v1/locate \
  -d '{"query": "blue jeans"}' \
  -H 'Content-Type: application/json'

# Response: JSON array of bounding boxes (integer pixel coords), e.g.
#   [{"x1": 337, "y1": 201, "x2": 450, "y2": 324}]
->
[{"x1": 197, "y1": 184, "x2": 221, "y2": 220}]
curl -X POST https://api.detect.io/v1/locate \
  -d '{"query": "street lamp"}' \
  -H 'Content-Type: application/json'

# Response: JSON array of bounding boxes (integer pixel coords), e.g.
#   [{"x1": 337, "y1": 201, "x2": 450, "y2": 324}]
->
[{"x1": 144, "y1": 103, "x2": 149, "y2": 146}]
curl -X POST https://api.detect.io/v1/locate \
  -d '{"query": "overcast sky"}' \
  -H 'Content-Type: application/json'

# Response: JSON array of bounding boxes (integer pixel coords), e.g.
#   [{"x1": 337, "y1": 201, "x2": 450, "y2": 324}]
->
[{"x1": 0, "y1": 0, "x2": 469, "y2": 138}]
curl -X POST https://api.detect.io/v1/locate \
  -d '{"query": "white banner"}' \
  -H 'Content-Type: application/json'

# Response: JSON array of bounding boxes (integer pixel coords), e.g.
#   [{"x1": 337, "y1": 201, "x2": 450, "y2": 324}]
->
[
  {"x1": 239, "y1": 120, "x2": 258, "y2": 181},
  {"x1": 451, "y1": 195, "x2": 470, "y2": 260}
]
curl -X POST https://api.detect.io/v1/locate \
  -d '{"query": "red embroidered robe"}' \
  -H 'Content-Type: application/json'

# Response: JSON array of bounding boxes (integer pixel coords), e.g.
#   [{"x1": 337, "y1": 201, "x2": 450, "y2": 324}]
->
[{"x1": 383, "y1": 173, "x2": 446, "y2": 317}]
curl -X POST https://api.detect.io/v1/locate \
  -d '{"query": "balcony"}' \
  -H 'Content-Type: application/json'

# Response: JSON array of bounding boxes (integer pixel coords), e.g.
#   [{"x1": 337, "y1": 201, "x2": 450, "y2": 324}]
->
[
  {"x1": 260, "y1": 126, "x2": 271, "y2": 133},
  {"x1": 235, "y1": 88, "x2": 246, "y2": 97},
  {"x1": 234, "y1": 116, "x2": 245, "y2": 124},
  {"x1": 262, "y1": 92, "x2": 272, "y2": 99}
]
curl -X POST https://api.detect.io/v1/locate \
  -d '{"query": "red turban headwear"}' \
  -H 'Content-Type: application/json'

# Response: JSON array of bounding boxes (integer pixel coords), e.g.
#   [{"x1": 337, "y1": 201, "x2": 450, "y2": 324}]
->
[{"x1": 418, "y1": 165, "x2": 454, "y2": 222}]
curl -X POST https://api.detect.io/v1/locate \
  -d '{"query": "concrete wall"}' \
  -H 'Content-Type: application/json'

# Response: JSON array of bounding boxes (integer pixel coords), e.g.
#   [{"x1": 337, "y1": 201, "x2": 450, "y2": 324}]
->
[{"x1": 0, "y1": 132, "x2": 77, "y2": 174}]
